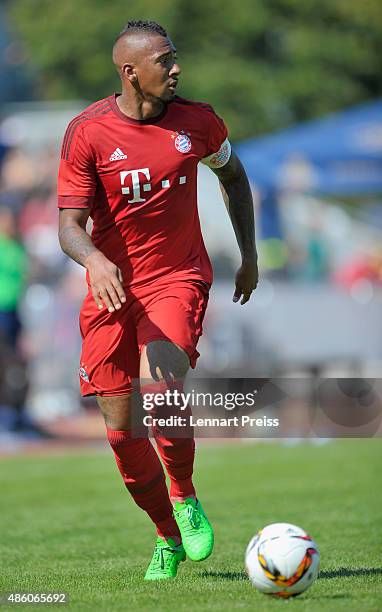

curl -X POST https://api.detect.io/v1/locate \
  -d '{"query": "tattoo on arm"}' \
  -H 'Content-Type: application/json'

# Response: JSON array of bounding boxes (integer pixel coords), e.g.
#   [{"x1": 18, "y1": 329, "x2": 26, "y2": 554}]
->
[
  {"x1": 58, "y1": 207, "x2": 102, "y2": 267},
  {"x1": 58, "y1": 222, "x2": 98, "y2": 267},
  {"x1": 213, "y1": 152, "x2": 257, "y2": 260}
]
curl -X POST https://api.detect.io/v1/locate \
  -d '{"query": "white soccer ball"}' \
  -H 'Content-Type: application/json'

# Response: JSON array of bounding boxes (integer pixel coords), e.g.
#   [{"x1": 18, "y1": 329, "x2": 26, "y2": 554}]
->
[{"x1": 245, "y1": 523, "x2": 320, "y2": 598}]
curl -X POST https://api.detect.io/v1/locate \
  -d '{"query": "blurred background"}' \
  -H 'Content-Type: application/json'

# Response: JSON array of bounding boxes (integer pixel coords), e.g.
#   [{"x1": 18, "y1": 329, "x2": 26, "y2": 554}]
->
[{"x1": 1, "y1": 0, "x2": 382, "y2": 450}]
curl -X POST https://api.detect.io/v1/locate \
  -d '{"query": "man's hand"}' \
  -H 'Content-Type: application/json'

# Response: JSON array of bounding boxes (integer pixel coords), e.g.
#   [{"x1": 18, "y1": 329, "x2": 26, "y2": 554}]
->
[
  {"x1": 58, "y1": 208, "x2": 126, "y2": 312},
  {"x1": 232, "y1": 257, "x2": 259, "y2": 305},
  {"x1": 85, "y1": 251, "x2": 126, "y2": 312}
]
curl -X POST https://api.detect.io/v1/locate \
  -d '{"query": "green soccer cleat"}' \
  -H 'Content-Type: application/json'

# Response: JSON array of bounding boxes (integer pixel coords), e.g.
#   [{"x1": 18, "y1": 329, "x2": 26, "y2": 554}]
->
[
  {"x1": 173, "y1": 498, "x2": 214, "y2": 561},
  {"x1": 144, "y1": 537, "x2": 186, "y2": 580}
]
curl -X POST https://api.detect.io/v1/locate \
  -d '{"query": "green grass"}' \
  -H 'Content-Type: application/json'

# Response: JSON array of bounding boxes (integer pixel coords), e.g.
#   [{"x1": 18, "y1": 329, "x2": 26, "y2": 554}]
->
[{"x1": 1, "y1": 440, "x2": 381, "y2": 611}]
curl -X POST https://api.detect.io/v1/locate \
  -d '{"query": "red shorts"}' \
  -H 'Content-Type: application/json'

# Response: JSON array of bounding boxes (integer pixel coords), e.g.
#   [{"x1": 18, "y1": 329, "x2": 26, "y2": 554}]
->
[{"x1": 78, "y1": 279, "x2": 209, "y2": 397}]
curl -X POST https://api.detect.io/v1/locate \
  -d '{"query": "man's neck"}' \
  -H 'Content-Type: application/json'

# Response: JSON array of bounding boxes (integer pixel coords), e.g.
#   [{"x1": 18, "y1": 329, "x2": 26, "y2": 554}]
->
[{"x1": 116, "y1": 91, "x2": 166, "y2": 121}]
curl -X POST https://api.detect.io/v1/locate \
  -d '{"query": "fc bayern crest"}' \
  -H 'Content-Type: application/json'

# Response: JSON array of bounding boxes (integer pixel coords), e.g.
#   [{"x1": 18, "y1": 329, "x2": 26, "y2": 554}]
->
[
  {"x1": 175, "y1": 133, "x2": 192, "y2": 153},
  {"x1": 79, "y1": 366, "x2": 89, "y2": 383}
]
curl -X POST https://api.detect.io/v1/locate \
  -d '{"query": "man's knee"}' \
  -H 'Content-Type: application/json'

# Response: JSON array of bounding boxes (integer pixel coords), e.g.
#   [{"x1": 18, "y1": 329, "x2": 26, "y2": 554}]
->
[
  {"x1": 140, "y1": 340, "x2": 190, "y2": 383},
  {"x1": 97, "y1": 391, "x2": 142, "y2": 430}
]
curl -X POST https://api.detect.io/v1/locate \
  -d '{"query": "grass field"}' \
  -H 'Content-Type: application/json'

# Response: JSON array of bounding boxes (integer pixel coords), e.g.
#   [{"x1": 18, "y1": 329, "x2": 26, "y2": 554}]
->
[{"x1": 1, "y1": 439, "x2": 381, "y2": 611}]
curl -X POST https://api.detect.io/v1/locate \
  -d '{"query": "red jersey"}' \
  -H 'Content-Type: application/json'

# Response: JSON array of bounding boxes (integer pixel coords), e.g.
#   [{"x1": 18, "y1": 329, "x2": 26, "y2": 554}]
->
[{"x1": 57, "y1": 94, "x2": 228, "y2": 288}]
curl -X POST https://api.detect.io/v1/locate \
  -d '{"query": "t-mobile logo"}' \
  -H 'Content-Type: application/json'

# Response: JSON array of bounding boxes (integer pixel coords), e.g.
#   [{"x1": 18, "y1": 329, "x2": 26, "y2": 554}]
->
[
  {"x1": 120, "y1": 167, "x2": 188, "y2": 202},
  {"x1": 120, "y1": 168, "x2": 151, "y2": 203}
]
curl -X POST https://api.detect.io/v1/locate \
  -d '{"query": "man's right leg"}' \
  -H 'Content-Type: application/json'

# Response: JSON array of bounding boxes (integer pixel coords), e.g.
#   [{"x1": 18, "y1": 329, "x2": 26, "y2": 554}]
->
[
  {"x1": 97, "y1": 392, "x2": 182, "y2": 543},
  {"x1": 79, "y1": 292, "x2": 186, "y2": 577},
  {"x1": 97, "y1": 392, "x2": 186, "y2": 579}
]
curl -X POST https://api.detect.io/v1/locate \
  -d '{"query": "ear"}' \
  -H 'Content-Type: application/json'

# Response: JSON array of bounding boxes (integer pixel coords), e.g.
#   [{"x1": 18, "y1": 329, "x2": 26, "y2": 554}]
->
[{"x1": 122, "y1": 63, "x2": 137, "y2": 82}]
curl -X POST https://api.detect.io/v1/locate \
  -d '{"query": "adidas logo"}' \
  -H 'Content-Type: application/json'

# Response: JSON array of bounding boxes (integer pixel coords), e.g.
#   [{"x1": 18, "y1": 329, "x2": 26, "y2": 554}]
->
[{"x1": 110, "y1": 147, "x2": 127, "y2": 161}]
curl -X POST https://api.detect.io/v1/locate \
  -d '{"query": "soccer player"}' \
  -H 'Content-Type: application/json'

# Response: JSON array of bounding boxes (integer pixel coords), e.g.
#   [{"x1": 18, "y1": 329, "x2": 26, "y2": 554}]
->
[{"x1": 57, "y1": 20, "x2": 258, "y2": 580}]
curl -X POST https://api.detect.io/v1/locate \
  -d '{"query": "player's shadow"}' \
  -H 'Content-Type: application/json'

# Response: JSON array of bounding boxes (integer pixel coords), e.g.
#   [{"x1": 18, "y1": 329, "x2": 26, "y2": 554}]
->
[
  {"x1": 199, "y1": 570, "x2": 248, "y2": 581},
  {"x1": 319, "y1": 567, "x2": 382, "y2": 579},
  {"x1": 200, "y1": 567, "x2": 382, "y2": 583}
]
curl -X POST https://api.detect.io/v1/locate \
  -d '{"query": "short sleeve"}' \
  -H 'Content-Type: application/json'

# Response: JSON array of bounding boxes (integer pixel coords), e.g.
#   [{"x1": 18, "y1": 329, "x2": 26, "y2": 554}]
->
[
  {"x1": 57, "y1": 123, "x2": 96, "y2": 198},
  {"x1": 200, "y1": 105, "x2": 231, "y2": 168},
  {"x1": 204, "y1": 105, "x2": 228, "y2": 158}
]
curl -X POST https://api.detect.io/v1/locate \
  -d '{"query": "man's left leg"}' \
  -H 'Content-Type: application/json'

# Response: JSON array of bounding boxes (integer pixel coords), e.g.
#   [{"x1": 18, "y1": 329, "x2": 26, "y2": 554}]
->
[
  {"x1": 140, "y1": 340, "x2": 214, "y2": 561},
  {"x1": 141, "y1": 341, "x2": 195, "y2": 501}
]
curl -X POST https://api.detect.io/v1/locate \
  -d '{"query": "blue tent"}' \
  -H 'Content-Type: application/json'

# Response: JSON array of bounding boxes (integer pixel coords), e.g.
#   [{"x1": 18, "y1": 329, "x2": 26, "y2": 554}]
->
[{"x1": 235, "y1": 101, "x2": 382, "y2": 240}]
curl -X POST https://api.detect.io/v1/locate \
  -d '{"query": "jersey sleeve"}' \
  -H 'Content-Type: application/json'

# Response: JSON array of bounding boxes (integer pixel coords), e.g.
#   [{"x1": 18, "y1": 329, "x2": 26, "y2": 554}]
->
[
  {"x1": 57, "y1": 123, "x2": 96, "y2": 203},
  {"x1": 201, "y1": 105, "x2": 231, "y2": 168}
]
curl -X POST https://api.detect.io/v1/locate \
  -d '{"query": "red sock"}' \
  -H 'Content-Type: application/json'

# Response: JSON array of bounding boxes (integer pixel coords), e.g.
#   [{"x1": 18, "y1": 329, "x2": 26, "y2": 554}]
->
[
  {"x1": 154, "y1": 433, "x2": 196, "y2": 501},
  {"x1": 141, "y1": 380, "x2": 196, "y2": 502},
  {"x1": 106, "y1": 427, "x2": 180, "y2": 540}
]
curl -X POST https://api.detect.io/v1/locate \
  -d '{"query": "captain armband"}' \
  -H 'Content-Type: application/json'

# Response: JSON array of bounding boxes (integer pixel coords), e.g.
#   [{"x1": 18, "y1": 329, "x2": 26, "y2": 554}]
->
[{"x1": 201, "y1": 138, "x2": 232, "y2": 169}]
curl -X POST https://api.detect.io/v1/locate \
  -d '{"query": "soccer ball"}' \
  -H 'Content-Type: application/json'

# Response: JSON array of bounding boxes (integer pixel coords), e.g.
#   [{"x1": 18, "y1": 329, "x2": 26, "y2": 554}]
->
[{"x1": 245, "y1": 523, "x2": 320, "y2": 598}]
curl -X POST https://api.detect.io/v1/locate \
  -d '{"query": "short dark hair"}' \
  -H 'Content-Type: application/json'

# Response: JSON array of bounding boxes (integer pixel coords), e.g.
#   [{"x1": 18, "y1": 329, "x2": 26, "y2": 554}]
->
[{"x1": 115, "y1": 20, "x2": 167, "y2": 44}]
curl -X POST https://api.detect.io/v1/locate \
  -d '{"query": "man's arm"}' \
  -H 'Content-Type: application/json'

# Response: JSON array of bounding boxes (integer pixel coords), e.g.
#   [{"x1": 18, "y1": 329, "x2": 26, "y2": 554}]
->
[
  {"x1": 211, "y1": 151, "x2": 258, "y2": 304},
  {"x1": 58, "y1": 208, "x2": 126, "y2": 312}
]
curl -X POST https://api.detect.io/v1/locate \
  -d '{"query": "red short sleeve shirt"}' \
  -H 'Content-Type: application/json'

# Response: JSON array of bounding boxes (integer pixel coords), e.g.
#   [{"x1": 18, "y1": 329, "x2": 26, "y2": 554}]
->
[{"x1": 57, "y1": 95, "x2": 228, "y2": 288}]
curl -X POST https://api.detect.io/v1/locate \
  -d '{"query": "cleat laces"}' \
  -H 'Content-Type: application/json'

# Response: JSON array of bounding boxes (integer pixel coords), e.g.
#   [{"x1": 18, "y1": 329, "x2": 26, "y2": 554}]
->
[
  {"x1": 186, "y1": 504, "x2": 201, "y2": 530},
  {"x1": 152, "y1": 542, "x2": 176, "y2": 571}
]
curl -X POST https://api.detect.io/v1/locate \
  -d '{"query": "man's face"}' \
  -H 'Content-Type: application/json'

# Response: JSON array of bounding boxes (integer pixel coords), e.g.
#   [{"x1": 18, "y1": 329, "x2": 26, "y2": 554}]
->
[{"x1": 132, "y1": 35, "x2": 181, "y2": 103}]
